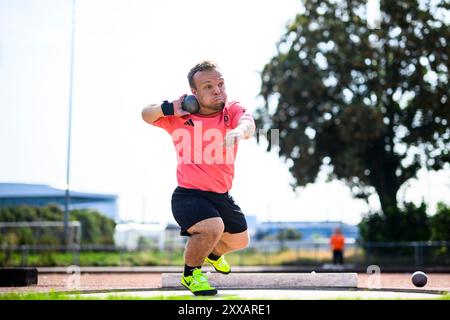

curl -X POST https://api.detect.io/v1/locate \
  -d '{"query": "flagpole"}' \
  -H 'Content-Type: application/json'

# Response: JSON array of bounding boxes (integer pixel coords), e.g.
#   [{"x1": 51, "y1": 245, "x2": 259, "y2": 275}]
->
[{"x1": 64, "y1": 0, "x2": 76, "y2": 245}]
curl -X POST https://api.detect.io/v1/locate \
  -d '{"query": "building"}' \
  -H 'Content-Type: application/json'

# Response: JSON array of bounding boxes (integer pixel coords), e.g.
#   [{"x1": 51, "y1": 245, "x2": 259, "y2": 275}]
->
[
  {"x1": 0, "y1": 182, "x2": 118, "y2": 220},
  {"x1": 255, "y1": 220, "x2": 359, "y2": 243},
  {"x1": 114, "y1": 222, "x2": 166, "y2": 250},
  {"x1": 114, "y1": 222, "x2": 187, "y2": 251}
]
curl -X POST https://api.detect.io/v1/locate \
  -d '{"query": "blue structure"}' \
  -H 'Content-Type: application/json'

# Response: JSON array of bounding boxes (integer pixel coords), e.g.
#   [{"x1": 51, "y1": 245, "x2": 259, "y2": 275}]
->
[
  {"x1": 0, "y1": 183, "x2": 118, "y2": 220},
  {"x1": 256, "y1": 221, "x2": 359, "y2": 242}
]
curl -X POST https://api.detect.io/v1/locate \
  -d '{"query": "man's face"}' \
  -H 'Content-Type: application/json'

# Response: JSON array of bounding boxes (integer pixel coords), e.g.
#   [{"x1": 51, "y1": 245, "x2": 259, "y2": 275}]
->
[{"x1": 191, "y1": 68, "x2": 227, "y2": 114}]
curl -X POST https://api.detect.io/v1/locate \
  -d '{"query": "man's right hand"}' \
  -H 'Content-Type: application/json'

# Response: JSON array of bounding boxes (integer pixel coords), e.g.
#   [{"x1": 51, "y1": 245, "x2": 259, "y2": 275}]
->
[
  {"x1": 142, "y1": 94, "x2": 190, "y2": 125},
  {"x1": 173, "y1": 94, "x2": 191, "y2": 117}
]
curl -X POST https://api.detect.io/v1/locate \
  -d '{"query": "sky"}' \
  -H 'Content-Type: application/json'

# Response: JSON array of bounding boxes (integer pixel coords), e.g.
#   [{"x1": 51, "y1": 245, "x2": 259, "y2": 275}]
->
[{"x1": 0, "y1": 0, "x2": 449, "y2": 226}]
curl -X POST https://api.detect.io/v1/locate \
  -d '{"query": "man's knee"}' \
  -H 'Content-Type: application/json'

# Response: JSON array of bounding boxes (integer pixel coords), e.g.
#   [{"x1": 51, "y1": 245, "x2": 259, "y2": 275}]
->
[
  {"x1": 188, "y1": 217, "x2": 224, "y2": 238},
  {"x1": 223, "y1": 231, "x2": 249, "y2": 250},
  {"x1": 236, "y1": 235, "x2": 249, "y2": 250}
]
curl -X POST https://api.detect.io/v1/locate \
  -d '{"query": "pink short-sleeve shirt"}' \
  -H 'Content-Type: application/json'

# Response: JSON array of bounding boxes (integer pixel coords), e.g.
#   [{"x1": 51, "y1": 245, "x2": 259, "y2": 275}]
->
[{"x1": 152, "y1": 101, "x2": 254, "y2": 193}]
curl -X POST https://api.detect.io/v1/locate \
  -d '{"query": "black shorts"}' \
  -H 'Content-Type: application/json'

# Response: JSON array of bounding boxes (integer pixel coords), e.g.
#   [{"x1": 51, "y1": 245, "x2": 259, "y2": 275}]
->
[{"x1": 171, "y1": 186, "x2": 248, "y2": 236}]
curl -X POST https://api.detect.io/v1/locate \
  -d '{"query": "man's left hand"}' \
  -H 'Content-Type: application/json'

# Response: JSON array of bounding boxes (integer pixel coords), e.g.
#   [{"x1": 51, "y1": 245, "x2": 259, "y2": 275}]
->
[{"x1": 223, "y1": 128, "x2": 244, "y2": 147}]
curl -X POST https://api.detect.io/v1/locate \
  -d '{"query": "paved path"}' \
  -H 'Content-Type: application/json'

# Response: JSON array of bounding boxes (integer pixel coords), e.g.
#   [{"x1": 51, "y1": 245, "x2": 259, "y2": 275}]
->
[
  {"x1": 0, "y1": 270, "x2": 449, "y2": 299},
  {"x1": 78, "y1": 288, "x2": 443, "y2": 300}
]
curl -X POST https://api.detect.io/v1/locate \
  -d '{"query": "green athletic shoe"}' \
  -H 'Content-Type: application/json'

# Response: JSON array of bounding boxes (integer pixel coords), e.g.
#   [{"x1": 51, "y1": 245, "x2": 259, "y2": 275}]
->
[
  {"x1": 181, "y1": 268, "x2": 217, "y2": 296},
  {"x1": 205, "y1": 255, "x2": 231, "y2": 274}
]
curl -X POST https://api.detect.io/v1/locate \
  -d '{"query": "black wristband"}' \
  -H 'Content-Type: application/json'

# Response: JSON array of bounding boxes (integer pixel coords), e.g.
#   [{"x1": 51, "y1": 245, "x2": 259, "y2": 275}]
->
[{"x1": 161, "y1": 100, "x2": 174, "y2": 116}]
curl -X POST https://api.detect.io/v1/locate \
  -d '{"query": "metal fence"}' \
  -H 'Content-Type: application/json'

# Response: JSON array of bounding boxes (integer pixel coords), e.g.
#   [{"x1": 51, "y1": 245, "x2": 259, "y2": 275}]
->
[
  {"x1": 0, "y1": 221, "x2": 82, "y2": 245},
  {"x1": 1, "y1": 240, "x2": 449, "y2": 269}
]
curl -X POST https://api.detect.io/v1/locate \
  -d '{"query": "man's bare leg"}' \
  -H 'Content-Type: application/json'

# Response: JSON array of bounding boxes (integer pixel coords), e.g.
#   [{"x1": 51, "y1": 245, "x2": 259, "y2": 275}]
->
[
  {"x1": 184, "y1": 217, "x2": 224, "y2": 267},
  {"x1": 211, "y1": 230, "x2": 249, "y2": 256}
]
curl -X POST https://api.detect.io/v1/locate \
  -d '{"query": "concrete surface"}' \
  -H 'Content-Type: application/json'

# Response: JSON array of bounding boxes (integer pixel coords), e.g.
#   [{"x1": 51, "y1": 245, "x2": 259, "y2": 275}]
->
[
  {"x1": 162, "y1": 272, "x2": 358, "y2": 289},
  {"x1": 1, "y1": 271, "x2": 448, "y2": 298}
]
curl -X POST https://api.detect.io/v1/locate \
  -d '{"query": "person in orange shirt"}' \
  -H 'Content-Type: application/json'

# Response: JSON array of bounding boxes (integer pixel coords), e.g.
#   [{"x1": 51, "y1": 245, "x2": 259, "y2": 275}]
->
[{"x1": 330, "y1": 228, "x2": 345, "y2": 265}]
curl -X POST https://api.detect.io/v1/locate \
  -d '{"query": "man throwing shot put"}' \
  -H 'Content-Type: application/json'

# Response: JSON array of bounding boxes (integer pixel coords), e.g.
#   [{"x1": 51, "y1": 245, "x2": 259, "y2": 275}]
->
[{"x1": 141, "y1": 61, "x2": 255, "y2": 295}]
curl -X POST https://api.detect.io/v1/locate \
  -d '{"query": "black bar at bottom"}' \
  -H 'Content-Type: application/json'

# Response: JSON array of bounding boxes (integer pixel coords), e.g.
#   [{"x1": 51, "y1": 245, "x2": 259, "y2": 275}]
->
[{"x1": 0, "y1": 268, "x2": 38, "y2": 287}]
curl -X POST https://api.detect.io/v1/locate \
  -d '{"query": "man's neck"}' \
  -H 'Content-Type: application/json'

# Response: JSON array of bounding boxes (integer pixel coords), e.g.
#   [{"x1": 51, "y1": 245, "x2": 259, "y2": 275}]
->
[{"x1": 198, "y1": 108, "x2": 222, "y2": 116}]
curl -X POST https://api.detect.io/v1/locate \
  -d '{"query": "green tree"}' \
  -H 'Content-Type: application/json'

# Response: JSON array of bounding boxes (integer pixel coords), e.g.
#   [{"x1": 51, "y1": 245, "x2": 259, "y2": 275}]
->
[
  {"x1": 0, "y1": 205, "x2": 116, "y2": 245},
  {"x1": 430, "y1": 202, "x2": 450, "y2": 240},
  {"x1": 358, "y1": 211, "x2": 385, "y2": 242},
  {"x1": 71, "y1": 209, "x2": 116, "y2": 245},
  {"x1": 277, "y1": 228, "x2": 303, "y2": 241},
  {"x1": 359, "y1": 201, "x2": 430, "y2": 241},
  {"x1": 256, "y1": 0, "x2": 450, "y2": 214}
]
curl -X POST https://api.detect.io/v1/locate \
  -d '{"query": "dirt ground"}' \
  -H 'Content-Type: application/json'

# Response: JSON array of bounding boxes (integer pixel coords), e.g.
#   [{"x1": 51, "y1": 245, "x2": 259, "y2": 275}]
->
[
  {"x1": 357, "y1": 273, "x2": 450, "y2": 292},
  {"x1": 0, "y1": 272, "x2": 449, "y2": 294}
]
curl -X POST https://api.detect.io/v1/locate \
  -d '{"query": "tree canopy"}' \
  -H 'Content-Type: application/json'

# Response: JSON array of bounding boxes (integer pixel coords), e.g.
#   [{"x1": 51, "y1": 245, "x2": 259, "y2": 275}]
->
[{"x1": 256, "y1": 0, "x2": 449, "y2": 214}]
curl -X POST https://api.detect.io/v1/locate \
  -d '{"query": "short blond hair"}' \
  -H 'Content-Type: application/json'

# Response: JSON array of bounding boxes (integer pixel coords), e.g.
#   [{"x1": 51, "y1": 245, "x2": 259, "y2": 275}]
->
[{"x1": 187, "y1": 61, "x2": 219, "y2": 89}]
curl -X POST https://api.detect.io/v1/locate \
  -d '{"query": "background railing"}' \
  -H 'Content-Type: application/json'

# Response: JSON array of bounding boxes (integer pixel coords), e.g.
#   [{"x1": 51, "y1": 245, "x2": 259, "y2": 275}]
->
[{"x1": 1, "y1": 240, "x2": 449, "y2": 269}]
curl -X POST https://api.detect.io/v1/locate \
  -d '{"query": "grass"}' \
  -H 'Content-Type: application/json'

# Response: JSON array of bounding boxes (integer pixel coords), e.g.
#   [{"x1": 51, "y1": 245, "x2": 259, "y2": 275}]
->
[
  {"x1": 1, "y1": 247, "x2": 447, "y2": 268},
  {"x1": 0, "y1": 291, "x2": 449, "y2": 300},
  {"x1": 0, "y1": 250, "x2": 185, "y2": 267},
  {"x1": 0, "y1": 291, "x2": 246, "y2": 300},
  {"x1": 0, "y1": 248, "x2": 360, "y2": 267}
]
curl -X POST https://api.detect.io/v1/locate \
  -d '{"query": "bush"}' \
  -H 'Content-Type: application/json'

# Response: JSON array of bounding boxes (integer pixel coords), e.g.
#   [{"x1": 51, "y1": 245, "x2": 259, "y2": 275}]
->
[
  {"x1": 0, "y1": 204, "x2": 115, "y2": 245},
  {"x1": 70, "y1": 209, "x2": 116, "y2": 245},
  {"x1": 430, "y1": 202, "x2": 450, "y2": 241},
  {"x1": 359, "y1": 202, "x2": 430, "y2": 242}
]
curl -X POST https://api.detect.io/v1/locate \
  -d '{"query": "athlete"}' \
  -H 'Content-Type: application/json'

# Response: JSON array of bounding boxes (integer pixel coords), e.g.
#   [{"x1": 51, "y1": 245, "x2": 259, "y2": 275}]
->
[{"x1": 141, "y1": 61, "x2": 255, "y2": 295}]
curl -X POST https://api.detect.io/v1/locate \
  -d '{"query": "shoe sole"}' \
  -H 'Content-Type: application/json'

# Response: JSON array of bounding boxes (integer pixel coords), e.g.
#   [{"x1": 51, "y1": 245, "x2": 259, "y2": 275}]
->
[
  {"x1": 181, "y1": 281, "x2": 218, "y2": 296},
  {"x1": 205, "y1": 259, "x2": 231, "y2": 275},
  {"x1": 212, "y1": 266, "x2": 231, "y2": 275}
]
